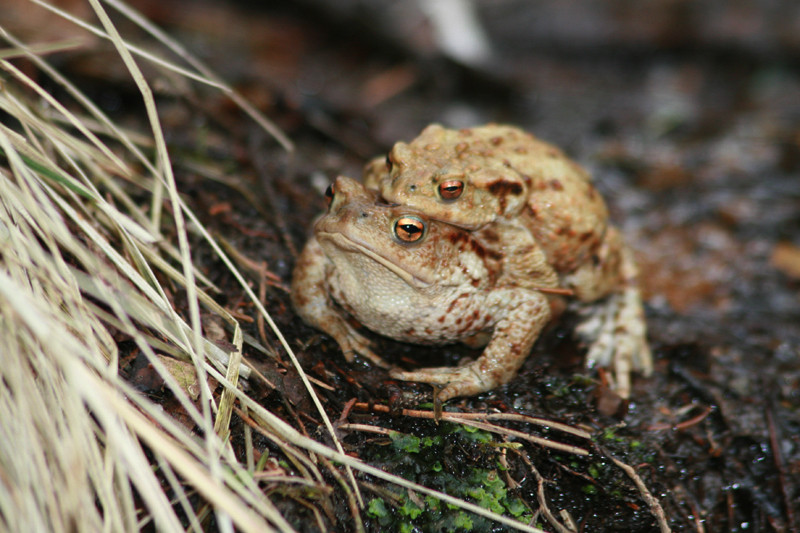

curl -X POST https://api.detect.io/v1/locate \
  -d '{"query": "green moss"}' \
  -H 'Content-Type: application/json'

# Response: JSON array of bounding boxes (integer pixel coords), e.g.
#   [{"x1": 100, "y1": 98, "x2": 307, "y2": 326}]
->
[
  {"x1": 505, "y1": 497, "x2": 528, "y2": 518},
  {"x1": 400, "y1": 500, "x2": 424, "y2": 519},
  {"x1": 391, "y1": 432, "x2": 421, "y2": 454},
  {"x1": 364, "y1": 422, "x2": 533, "y2": 531},
  {"x1": 424, "y1": 495, "x2": 441, "y2": 511},
  {"x1": 390, "y1": 431, "x2": 444, "y2": 454},
  {"x1": 452, "y1": 512, "x2": 474, "y2": 530},
  {"x1": 367, "y1": 498, "x2": 392, "y2": 526}
]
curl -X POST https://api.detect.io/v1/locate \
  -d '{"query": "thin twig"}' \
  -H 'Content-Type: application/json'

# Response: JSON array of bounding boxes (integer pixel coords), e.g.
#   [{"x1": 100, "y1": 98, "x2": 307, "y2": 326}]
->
[
  {"x1": 318, "y1": 456, "x2": 365, "y2": 533},
  {"x1": 453, "y1": 418, "x2": 588, "y2": 456},
  {"x1": 340, "y1": 420, "x2": 586, "y2": 456},
  {"x1": 601, "y1": 448, "x2": 672, "y2": 533},
  {"x1": 337, "y1": 423, "x2": 394, "y2": 436},
  {"x1": 647, "y1": 405, "x2": 712, "y2": 431},
  {"x1": 351, "y1": 402, "x2": 591, "y2": 439},
  {"x1": 514, "y1": 450, "x2": 575, "y2": 533},
  {"x1": 766, "y1": 404, "x2": 796, "y2": 531}
]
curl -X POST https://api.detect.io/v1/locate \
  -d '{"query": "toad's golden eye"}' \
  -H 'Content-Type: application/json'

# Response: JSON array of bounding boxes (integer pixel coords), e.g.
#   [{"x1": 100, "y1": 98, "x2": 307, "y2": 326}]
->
[
  {"x1": 438, "y1": 180, "x2": 464, "y2": 201},
  {"x1": 324, "y1": 183, "x2": 335, "y2": 206},
  {"x1": 393, "y1": 216, "x2": 426, "y2": 243}
]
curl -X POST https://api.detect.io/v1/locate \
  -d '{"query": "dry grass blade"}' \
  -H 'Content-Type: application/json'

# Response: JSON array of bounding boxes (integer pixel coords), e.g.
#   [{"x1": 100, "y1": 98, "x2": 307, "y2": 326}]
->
[
  {"x1": 83, "y1": 0, "x2": 213, "y2": 443},
  {"x1": 1, "y1": 58, "x2": 128, "y2": 173},
  {"x1": 214, "y1": 324, "x2": 244, "y2": 440},
  {"x1": 101, "y1": 0, "x2": 293, "y2": 153},
  {"x1": 28, "y1": 0, "x2": 228, "y2": 88},
  {"x1": 0, "y1": 275, "x2": 137, "y2": 533},
  {"x1": 0, "y1": 270, "x2": 293, "y2": 532},
  {"x1": 0, "y1": 39, "x2": 85, "y2": 59},
  {"x1": 439, "y1": 411, "x2": 592, "y2": 439},
  {"x1": 28, "y1": 0, "x2": 292, "y2": 152}
]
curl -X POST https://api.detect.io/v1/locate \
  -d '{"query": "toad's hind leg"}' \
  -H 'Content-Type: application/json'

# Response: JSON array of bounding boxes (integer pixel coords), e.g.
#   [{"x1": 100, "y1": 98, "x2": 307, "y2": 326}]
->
[
  {"x1": 390, "y1": 290, "x2": 551, "y2": 401},
  {"x1": 574, "y1": 242, "x2": 653, "y2": 398}
]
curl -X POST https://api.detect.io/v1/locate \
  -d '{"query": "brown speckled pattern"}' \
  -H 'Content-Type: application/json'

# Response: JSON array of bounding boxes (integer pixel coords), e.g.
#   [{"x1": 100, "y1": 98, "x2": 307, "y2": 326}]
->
[
  {"x1": 291, "y1": 177, "x2": 553, "y2": 400},
  {"x1": 294, "y1": 124, "x2": 652, "y2": 400},
  {"x1": 363, "y1": 123, "x2": 608, "y2": 274},
  {"x1": 358, "y1": 124, "x2": 652, "y2": 398}
]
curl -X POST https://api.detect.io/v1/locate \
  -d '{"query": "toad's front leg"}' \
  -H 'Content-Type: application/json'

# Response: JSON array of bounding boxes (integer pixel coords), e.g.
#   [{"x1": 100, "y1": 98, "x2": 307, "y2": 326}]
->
[
  {"x1": 291, "y1": 237, "x2": 388, "y2": 367},
  {"x1": 390, "y1": 289, "x2": 551, "y2": 400}
]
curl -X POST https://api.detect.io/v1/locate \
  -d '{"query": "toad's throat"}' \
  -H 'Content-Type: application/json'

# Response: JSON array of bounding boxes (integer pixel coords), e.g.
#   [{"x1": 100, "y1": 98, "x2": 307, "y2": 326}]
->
[{"x1": 318, "y1": 231, "x2": 432, "y2": 288}]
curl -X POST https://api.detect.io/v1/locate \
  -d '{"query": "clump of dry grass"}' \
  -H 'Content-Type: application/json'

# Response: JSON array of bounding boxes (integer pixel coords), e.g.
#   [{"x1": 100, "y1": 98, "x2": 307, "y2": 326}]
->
[
  {"x1": 0, "y1": 2, "x2": 297, "y2": 530},
  {"x1": 0, "y1": 2, "x2": 552, "y2": 532}
]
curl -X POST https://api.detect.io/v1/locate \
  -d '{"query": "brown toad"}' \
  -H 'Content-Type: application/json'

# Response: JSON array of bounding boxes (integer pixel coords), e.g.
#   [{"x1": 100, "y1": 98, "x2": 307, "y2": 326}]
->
[
  {"x1": 291, "y1": 176, "x2": 559, "y2": 400},
  {"x1": 363, "y1": 124, "x2": 652, "y2": 397}
]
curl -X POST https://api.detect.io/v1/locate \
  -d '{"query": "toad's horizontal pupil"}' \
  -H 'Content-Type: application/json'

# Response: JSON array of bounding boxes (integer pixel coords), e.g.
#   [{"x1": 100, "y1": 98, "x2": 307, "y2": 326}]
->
[
  {"x1": 439, "y1": 181, "x2": 464, "y2": 200},
  {"x1": 394, "y1": 216, "x2": 425, "y2": 242}
]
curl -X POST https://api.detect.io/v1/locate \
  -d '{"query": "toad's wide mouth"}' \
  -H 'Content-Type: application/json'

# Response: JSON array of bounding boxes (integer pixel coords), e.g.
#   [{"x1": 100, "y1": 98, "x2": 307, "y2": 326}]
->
[{"x1": 317, "y1": 231, "x2": 433, "y2": 288}]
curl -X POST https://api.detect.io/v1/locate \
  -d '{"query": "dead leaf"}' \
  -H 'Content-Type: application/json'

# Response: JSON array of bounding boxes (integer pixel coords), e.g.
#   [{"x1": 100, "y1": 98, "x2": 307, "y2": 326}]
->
[
  {"x1": 771, "y1": 242, "x2": 800, "y2": 280},
  {"x1": 158, "y1": 355, "x2": 201, "y2": 401}
]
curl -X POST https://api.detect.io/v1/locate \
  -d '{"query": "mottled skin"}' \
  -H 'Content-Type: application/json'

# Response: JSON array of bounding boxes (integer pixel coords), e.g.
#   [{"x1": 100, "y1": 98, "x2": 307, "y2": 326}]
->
[
  {"x1": 364, "y1": 123, "x2": 605, "y2": 275},
  {"x1": 363, "y1": 124, "x2": 652, "y2": 397},
  {"x1": 291, "y1": 177, "x2": 556, "y2": 400}
]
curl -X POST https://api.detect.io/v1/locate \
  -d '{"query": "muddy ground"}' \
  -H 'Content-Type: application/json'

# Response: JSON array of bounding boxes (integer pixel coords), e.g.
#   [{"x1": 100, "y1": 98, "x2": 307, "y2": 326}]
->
[{"x1": 11, "y1": 0, "x2": 800, "y2": 531}]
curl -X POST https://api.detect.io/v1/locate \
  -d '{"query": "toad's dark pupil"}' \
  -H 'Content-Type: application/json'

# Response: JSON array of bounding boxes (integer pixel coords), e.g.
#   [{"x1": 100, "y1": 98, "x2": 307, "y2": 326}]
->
[
  {"x1": 399, "y1": 224, "x2": 421, "y2": 235},
  {"x1": 439, "y1": 180, "x2": 464, "y2": 200},
  {"x1": 395, "y1": 216, "x2": 425, "y2": 242}
]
